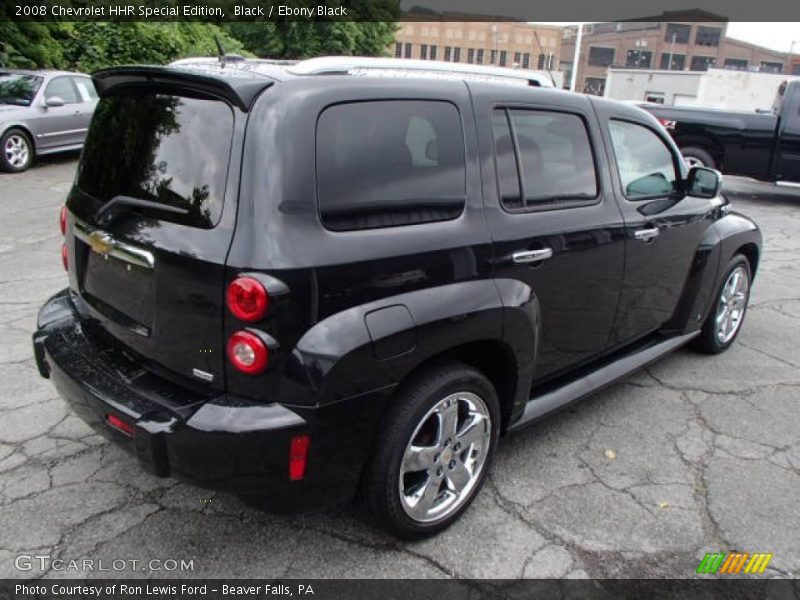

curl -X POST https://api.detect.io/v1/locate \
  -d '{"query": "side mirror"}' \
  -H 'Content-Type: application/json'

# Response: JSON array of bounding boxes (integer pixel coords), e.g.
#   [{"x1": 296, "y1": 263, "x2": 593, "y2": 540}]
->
[
  {"x1": 45, "y1": 96, "x2": 65, "y2": 107},
  {"x1": 686, "y1": 166, "x2": 722, "y2": 198}
]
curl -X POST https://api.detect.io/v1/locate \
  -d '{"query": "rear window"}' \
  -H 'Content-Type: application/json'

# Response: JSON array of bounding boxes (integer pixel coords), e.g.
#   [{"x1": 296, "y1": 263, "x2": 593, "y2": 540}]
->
[
  {"x1": 76, "y1": 92, "x2": 234, "y2": 228},
  {"x1": 316, "y1": 100, "x2": 466, "y2": 231}
]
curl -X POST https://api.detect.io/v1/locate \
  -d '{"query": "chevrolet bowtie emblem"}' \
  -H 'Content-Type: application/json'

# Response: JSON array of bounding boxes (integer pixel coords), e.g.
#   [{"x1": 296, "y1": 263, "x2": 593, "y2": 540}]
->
[{"x1": 87, "y1": 230, "x2": 113, "y2": 256}]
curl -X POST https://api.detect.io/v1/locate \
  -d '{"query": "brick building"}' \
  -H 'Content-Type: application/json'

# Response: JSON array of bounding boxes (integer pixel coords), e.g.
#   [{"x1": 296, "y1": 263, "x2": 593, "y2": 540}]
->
[
  {"x1": 561, "y1": 17, "x2": 790, "y2": 95},
  {"x1": 392, "y1": 20, "x2": 562, "y2": 71}
]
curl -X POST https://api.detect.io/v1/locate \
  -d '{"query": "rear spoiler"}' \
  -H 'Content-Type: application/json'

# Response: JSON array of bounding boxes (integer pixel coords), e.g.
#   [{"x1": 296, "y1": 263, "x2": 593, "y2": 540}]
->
[{"x1": 92, "y1": 66, "x2": 274, "y2": 112}]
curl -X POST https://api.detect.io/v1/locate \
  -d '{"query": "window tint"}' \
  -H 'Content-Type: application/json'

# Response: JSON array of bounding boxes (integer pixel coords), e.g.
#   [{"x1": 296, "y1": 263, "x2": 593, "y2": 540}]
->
[
  {"x1": 608, "y1": 120, "x2": 678, "y2": 199},
  {"x1": 45, "y1": 77, "x2": 79, "y2": 104},
  {"x1": 72, "y1": 77, "x2": 98, "y2": 101},
  {"x1": 317, "y1": 101, "x2": 465, "y2": 231},
  {"x1": 76, "y1": 92, "x2": 233, "y2": 228},
  {"x1": 492, "y1": 109, "x2": 597, "y2": 209}
]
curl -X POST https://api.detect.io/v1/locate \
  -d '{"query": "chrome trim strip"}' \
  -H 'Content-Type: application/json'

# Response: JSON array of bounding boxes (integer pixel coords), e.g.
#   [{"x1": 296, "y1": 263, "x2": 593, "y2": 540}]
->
[
  {"x1": 37, "y1": 128, "x2": 89, "y2": 138},
  {"x1": 73, "y1": 219, "x2": 155, "y2": 270}
]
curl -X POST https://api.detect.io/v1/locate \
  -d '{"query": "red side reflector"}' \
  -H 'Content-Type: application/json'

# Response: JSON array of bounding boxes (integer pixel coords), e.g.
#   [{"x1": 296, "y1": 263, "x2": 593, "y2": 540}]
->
[
  {"x1": 61, "y1": 244, "x2": 68, "y2": 271},
  {"x1": 289, "y1": 434, "x2": 310, "y2": 481},
  {"x1": 60, "y1": 205, "x2": 67, "y2": 236},
  {"x1": 106, "y1": 414, "x2": 134, "y2": 437}
]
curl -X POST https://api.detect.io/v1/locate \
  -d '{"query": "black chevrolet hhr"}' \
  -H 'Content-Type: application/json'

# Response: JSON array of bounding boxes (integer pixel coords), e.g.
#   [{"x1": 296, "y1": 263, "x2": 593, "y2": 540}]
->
[{"x1": 33, "y1": 57, "x2": 761, "y2": 538}]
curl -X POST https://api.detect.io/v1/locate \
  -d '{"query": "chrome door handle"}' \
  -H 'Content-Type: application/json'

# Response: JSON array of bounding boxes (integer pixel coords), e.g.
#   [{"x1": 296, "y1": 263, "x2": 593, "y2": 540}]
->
[
  {"x1": 634, "y1": 227, "x2": 660, "y2": 242},
  {"x1": 512, "y1": 248, "x2": 553, "y2": 264}
]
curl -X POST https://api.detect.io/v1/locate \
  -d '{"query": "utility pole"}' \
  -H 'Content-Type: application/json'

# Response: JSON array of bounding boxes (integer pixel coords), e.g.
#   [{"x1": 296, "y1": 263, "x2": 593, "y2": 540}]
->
[
  {"x1": 666, "y1": 33, "x2": 676, "y2": 70},
  {"x1": 569, "y1": 23, "x2": 583, "y2": 92}
]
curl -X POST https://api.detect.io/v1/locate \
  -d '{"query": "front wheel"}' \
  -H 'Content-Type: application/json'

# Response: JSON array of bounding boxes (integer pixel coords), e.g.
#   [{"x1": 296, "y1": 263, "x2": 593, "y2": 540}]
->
[
  {"x1": 681, "y1": 146, "x2": 716, "y2": 170},
  {"x1": 1, "y1": 128, "x2": 33, "y2": 173},
  {"x1": 693, "y1": 254, "x2": 752, "y2": 354},
  {"x1": 362, "y1": 361, "x2": 500, "y2": 539}
]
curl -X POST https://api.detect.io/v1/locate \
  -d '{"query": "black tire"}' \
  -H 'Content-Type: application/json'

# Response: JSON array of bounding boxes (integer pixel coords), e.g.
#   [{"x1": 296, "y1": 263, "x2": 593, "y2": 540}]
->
[
  {"x1": 362, "y1": 361, "x2": 501, "y2": 539},
  {"x1": 693, "y1": 254, "x2": 752, "y2": 354},
  {"x1": 0, "y1": 128, "x2": 34, "y2": 173},
  {"x1": 680, "y1": 146, "x2": 716, "y2": 170}
]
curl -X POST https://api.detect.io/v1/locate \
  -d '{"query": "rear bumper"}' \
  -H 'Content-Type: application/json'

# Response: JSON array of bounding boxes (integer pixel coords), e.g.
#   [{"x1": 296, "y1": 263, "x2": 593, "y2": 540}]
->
[{"x1": 32, "y1": 290, "x2": 378, "y2": 511}]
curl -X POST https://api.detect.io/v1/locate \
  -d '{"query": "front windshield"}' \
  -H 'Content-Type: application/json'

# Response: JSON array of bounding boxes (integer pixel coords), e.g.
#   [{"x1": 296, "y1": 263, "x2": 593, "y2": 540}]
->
[{"x1": 0, "y1": 74, "x2": 44, "y2": 106}]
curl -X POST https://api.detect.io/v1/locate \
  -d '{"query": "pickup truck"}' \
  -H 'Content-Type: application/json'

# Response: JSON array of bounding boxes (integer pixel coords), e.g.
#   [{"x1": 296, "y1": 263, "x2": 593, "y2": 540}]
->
[{"x1": 643, "y1": 79, "x2": 800, "y2": 186}]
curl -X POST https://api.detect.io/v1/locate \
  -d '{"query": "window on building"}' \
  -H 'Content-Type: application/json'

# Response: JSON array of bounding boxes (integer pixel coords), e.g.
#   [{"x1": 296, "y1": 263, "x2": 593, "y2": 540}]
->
[
  {"x1": 660, "y1": 53, "x2": 686, "y2": 70},
  {"x1": 588, "y1": 47, "x2": 615, "y2": 66},
  {"x1": 491, "y1": 109, "x2": 598, "y2": 210},
  {"x1": 420, "y1": 44, "x2": 428, "y2": 60},
  {"x1": 444, "y1": 46, "x2": 452, "y2": 61},
  {"x1": 695, "y1": 26, "x2": 722, "y2": 47},
  {"x1": 490, "y1": 49, "x2": 497, "y2": 65},
  {"x1": 664, "y1": 23, "x2": 690, "y2": 44},
  {"x1": 690, "y1": 55, "x2": 715, "y2": 71},
  {"x1": 760, "y1": 61, "x2": 783, "y2": 73},
  {"x1": 476, "y1": 49, "x2": 484, "y2": 65},
  {"x1": 584, "y1": 77, "x2": 606, "y2": 96},
  {"x1": 537, "y1": 53, "x2": 546, "y2": 69},
  {"x1": 499, "y1": 51, "x2": 507, "y2": 66},
  {"x1": 644, "y1": 91, "x2": 665, "y2": 104},
  {"x1": 626, "y1": 50, "x2": 652, "y2": 68},
  {"x1": 453, "y1": 47, "x2": 461, "y2": 63},
  {"x1": 608, "y1": 120, "x2": 678, "y2": 200},
  {"x1": 404, "y1": 43, "x2": 412, "y2": 59},
  {"x1": 394, "y1": 43, "x2": 402, "y2": 58},
  {"x1": 467, "y1": 48, "x2": 475, "y2": 63},
  {"x1": 317, "y1": 101, "x2": 466, "y2": 231},
  {"x1": 724, "y1": 58, "x2": 748, "y2": 71},
  {"x1": 514, "y1": 52, "x2": 521, "y2": 66},
  {"x1": 791, "y1": 64, "x2": 800, "y2": 76},
  {"x1": 522, "y1": 53, "x2": 531, "y2": 69},
  {"x1": 430, "y1": 45, "x2": 437, "y2": 60}
]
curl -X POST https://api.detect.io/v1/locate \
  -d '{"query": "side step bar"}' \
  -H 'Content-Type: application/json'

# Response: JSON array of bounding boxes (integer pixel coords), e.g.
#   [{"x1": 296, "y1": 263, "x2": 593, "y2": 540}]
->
[{"x1": 508, "y1": 331, "x2": 699, "y2": 433}]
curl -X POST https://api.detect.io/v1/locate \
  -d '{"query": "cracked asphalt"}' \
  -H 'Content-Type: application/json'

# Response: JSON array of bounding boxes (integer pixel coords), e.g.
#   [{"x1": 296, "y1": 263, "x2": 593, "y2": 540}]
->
[{"x1": 1, "y1": 156, "x2": 798, "y2": 580}]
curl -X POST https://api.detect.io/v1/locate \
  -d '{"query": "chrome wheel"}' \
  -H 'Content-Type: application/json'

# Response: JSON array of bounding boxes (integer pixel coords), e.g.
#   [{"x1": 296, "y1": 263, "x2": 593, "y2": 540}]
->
[
  {"x1": 398, "y1": 391, "x2": 491, "y2": 523},
  {"x1": 715, "y1": 265, "x2": 749, "y2": 345},
  {"x1": 4, "y1": 134, "x2": 30, "y2": 169}
]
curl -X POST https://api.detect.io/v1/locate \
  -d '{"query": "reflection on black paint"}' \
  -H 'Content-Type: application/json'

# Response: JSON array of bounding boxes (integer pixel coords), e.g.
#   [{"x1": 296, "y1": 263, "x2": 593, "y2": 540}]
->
[{"x1": 77, "y1": 92, "x2": 233, "y2": 229}]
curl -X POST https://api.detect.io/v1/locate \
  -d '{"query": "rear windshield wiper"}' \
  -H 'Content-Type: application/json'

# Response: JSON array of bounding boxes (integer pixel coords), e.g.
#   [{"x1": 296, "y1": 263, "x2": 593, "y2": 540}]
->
[{"x1": 95, "y1": 195, "x2": 189, "y2": 225}]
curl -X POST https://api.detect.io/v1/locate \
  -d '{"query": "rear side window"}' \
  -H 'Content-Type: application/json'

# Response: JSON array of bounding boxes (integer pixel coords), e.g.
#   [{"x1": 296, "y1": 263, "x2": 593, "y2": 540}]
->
[
  {"x1": 608, "y1": 120, "x2": 678, "y2": 199},
  {"x1": 76, "y1": 92, "x2": 234, "y2": 228},
  {"x1": 317, "y1": 101, "x2": 466, "y2": 231},
  {"x1": 72, "y1": 77, "x2": 98, "y2": 102},
  {"x1": 492, "y1": 109, "x2": 598, "y2": 210}
]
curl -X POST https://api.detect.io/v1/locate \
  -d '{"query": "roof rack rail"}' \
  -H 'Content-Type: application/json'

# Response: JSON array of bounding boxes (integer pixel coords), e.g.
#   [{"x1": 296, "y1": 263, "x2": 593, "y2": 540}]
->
[{"x1": 287, "y1": 56, "x2": 553, "y2": 87}]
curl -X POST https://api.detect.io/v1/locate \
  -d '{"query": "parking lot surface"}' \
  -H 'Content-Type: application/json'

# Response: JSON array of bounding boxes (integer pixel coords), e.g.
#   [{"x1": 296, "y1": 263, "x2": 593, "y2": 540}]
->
[{"x1": 1, "y1": 157, "x2": 798, "y2": 579}]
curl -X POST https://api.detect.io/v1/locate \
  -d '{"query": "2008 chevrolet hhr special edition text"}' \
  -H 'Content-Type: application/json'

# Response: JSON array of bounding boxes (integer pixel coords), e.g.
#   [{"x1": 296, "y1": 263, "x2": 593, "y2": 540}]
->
[{"x1": 33, "y1": 57, "x2": 762, "y2": 539}]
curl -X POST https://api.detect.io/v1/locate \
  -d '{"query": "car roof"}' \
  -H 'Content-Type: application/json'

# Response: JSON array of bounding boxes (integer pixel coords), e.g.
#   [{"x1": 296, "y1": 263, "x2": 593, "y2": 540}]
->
[
  {"x1": 0, "y1": 68, "x2": 89, "y2": 78},
  {"x1": 168, "y1": 55, "x2": 555, "y2": 88}
]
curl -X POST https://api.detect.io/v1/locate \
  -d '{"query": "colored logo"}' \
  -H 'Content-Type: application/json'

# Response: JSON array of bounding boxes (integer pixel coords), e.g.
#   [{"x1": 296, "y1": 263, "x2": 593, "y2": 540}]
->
[{"x1": 696, "y1": 552, "x2": 773, "y2": 575}]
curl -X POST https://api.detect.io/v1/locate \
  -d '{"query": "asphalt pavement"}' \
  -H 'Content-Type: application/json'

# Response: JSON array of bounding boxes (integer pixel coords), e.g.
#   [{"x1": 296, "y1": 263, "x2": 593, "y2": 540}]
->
[{"x1": 1, "y1": 155, "x2": 798, "y2": 579}]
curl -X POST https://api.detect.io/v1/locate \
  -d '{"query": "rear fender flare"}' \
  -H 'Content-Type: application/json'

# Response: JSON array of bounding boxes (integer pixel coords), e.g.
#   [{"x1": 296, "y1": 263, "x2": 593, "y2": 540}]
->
[{"x1": 287, "y1": 279, "x2": 538, "y2": 407}]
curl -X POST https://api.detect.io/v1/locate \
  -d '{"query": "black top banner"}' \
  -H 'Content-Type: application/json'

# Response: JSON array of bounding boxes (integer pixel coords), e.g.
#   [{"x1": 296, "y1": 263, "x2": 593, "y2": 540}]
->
[{"x1": 1, "y1": 0, "x2": 799, "y2": 22}]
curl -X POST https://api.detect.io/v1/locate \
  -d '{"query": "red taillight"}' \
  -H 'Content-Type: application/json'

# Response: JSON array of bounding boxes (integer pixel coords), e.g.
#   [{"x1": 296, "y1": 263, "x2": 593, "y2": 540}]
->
[
  {"x1": 61, "y1": 244, "x2": 68, "y2": 271},
  {"x1": 60, "y1": 206, "x2": 67, "y2": 236},
  {"x1": 106, "y1": 414, "x2": 134, "y2": 437},
  {"x1": 227, "y1": 277, "x2": 269, "y2": 322},
  {"x1": 226, "y1": 330, "x2": 269, "y2": 374},
  {"x1": 289, "y1": 434, "x2": 310, "y2": 481}
]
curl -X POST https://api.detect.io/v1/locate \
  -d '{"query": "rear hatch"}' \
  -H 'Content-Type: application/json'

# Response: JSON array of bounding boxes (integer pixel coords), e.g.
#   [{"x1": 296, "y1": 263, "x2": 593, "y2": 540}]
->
[{"x1": 65, "y1": 77, "x2": 246, "y2": 392}]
